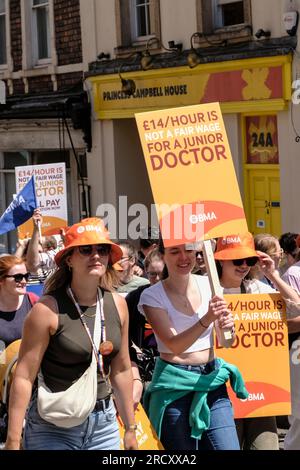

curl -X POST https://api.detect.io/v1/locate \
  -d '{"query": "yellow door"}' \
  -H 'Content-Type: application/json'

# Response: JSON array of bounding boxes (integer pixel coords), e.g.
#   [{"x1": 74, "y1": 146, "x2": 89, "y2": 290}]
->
[{"x1": 247, "y1": 168, "x2": 281, "y2": 236}]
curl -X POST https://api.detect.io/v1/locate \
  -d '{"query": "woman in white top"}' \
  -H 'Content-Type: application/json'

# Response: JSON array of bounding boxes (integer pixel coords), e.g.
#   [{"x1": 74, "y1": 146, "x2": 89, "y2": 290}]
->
[
  {"x1": 139, "y1": 240, "x2": 248, "y2": 451},
  {"x1": 214, "y1": 231, "x2": 300, "y2": 450}
]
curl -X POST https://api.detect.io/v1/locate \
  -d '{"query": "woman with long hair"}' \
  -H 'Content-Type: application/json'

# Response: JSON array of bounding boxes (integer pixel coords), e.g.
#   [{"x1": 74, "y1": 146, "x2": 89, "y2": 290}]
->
[
  {"x1": 0, "y1": 256, "x2": 38, "y2": 403},
  {"x1": 251, "y1": 234, "x2": 283, "y2": 283},
  {"x1": 139, "y1": 239, "x2": 248, "y2": 450},
  {"x1": 5, "y1": 218, "x2": 138, "y2": 450},
  {"x1": 0, "y1": 255, "x2": 38, "y2": 348},
  {"x1": 214, "y1": 231, "x2": 300, "y2": 450}
]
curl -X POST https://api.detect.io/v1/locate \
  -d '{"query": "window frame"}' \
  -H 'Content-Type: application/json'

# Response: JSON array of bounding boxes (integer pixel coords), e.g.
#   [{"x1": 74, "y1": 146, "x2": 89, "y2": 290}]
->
[
  {"x1": 130, "y1": 0, "x2": 152, "y2": 43},
  {"x1": 115, "y1": 0, "x2": 161, "y2": 52},
  {"x1": 198, "y1": 0, "x2": 252, "y2": 38},
  {"x1": 0, "y1": 0, "x2": 9, "y2": 70},
  {"x1": 213, "y1": 0, "x2": 245, "y2": 30},
  {"x1": 31, "y1": 0, "x2": 51, "y2": 65}
]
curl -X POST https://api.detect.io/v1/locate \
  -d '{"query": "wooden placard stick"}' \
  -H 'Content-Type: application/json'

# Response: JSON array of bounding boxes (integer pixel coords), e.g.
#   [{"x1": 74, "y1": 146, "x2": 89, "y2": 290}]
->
[{"x1": 202, "y1": 239, "x2": 233, "y2": 343}]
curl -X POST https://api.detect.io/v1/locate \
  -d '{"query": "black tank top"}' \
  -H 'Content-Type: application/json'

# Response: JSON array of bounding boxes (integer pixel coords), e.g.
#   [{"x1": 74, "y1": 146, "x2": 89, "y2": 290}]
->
[
  {"x1": 0, "y1": 295, "x2": 33, "y2": 347},
  {"x1": 41, "y1": 287, "x2": 122, "y2": 399}
]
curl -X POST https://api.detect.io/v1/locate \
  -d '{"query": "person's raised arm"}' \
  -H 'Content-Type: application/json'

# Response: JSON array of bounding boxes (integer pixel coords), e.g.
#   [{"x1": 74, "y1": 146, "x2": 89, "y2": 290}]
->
[
  {"x1": 258, "y1": 250, "x2": 300, "y2": 307},
  {"x1": 26, "y1": 209, "x2": 42, "y2": 273},
  {"x1": 5, "y1": 298, "x2": 57, "y2": 450},
  {"x1": 15, "y1": 239, "x2": 29, "y2": 259},
  {"x1": 287, "y1": 315, "x2": 300, "y2": 333}
]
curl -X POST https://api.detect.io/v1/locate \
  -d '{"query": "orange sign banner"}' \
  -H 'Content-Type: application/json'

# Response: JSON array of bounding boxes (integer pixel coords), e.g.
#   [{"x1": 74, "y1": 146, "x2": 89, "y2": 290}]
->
[
  {"x1": 217, "y1": 293, "x2": 291, "y2": 418},
  {"x1": 135, "y1": 103, "x2": 248, "y2": 246},
  {"x1": 118, "y1": 403, "x2": 164, "y2": 450}
]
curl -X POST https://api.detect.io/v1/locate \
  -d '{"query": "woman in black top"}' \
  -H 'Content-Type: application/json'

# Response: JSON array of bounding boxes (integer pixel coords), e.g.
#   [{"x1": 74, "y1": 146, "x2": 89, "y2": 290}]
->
[
  {"x1": 5, "y1": 218, "x2": 138, "y2": 451},
  {"x1": 0, "y1": 255, "x2": 37, "y2": 348},
  {"x1": 0, "y1": 255, "x2": 38, "y2": 401}
]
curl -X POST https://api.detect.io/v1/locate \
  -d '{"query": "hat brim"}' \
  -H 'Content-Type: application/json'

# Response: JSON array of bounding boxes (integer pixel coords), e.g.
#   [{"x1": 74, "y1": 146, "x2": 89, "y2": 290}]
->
[
  {"x1": 55, "y1": 240, "x2": 123, "y2": 266},
  {"x1": 214, "y1": 247, "x2": 259, "y2": 260}
]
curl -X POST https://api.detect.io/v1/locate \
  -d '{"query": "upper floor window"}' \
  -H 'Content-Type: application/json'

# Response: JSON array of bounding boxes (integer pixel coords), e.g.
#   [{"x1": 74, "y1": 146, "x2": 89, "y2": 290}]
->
[
  {"x1": 198, "y1": 0, "x2": 251, "y2": 38},
  {"x1": 116, "y1": 0, "x2": 161, "y2": 51},
  {"x1": 32, "y1": 0, "x2": 50, "y2": 62},
  {"x1": 213, "y1": 0, "x2": 245, "y2": 29},
  {"x1": 0, "y1": 0, "x2": 7, "y2": 65},
  {"x1": 132, "y1": 0, "x2": 151, "y2": 40}
]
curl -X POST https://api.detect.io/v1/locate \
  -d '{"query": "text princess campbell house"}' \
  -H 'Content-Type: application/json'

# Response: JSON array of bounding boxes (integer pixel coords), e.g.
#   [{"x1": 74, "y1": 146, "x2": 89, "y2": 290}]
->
[{"x1": 135, "y1": 102, "x2": 248, "y2": 246}]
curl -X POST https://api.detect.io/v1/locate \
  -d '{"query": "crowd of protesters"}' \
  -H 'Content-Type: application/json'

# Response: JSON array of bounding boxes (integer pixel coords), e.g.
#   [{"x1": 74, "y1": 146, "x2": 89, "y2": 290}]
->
[{"x1": 1, "y1": 211, "x2": 300, "y2": 450}]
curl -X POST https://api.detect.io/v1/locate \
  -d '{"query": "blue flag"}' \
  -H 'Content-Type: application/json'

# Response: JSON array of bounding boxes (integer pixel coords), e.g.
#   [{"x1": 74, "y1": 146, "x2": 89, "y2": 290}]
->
[{"x1": 0, "y1": 176, "x2": 37, "y2": 235}]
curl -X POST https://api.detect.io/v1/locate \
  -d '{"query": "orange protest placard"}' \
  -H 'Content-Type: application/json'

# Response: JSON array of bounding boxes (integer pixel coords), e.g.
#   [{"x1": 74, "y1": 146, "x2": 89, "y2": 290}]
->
[
  {"x1": 135, "y1": 103, "x2": 248, "y2": 246},
  {"x1": 217, "y1": 293, "x2": 291, "y2": 418},
  {"x1": 118, "y1": 403, "x2": 164, "y2": 450}
]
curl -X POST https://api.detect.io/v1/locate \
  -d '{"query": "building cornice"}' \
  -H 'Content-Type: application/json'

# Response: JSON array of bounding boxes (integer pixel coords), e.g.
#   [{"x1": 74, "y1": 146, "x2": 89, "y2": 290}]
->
[{"x1": 86, "y1": 36, "x2": 297, "y2": 77}]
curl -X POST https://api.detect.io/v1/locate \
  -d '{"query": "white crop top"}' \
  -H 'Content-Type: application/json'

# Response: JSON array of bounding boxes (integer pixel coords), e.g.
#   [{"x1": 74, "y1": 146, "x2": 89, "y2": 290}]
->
[{"x1": 138, "y1": 274, "x2": 213, "y2": 354}]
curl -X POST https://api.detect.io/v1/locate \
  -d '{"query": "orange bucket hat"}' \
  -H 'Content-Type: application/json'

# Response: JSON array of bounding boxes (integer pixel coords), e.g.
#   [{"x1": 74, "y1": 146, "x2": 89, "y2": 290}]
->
[
  {"x1": 214, "y1": 232, "x2": 259, "y2": 260},
  {"x1": 54, "y1": 217, "x2": 123, "y2": 266}
]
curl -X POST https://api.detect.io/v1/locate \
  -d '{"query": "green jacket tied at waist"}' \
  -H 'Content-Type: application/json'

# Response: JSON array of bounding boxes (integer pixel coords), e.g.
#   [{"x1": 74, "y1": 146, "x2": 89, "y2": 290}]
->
[{"x1": 143, "y1": 357, "x2": 248, "y2": 440}]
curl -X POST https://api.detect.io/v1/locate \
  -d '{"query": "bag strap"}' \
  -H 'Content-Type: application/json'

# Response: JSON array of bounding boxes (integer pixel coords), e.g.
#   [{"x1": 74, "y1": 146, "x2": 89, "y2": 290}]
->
[
  {"x1": 92, "y1": 293, "x2": 101, "y2": 364},
  {"x1": 67, "y1": 287, "x2": 104, "y2": 373},
  {"x1": 27, "y1": 292, "x2": 39, "y2": 306}
]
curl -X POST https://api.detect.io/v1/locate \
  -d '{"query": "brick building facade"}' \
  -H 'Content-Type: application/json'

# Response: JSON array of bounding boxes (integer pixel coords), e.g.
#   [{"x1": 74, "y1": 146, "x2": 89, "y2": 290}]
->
[{"x1": 0, "y1": 0, "x2": 90, "y2": 253}]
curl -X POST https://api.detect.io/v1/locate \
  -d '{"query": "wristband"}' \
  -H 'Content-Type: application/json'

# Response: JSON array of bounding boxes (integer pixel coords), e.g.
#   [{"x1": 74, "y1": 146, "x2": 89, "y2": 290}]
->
[
  {"x1": 199, "y1": 318, "x2": 209, "y2": 329},
  {"x1": 125, "y1": 424, "x2": 138, "y2": 431}
]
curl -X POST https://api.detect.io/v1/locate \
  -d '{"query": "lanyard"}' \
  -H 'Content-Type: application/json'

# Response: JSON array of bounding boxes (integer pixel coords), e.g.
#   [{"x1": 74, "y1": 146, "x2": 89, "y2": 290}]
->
[{"x1": 67, "y1": 286, "x2": 108, "y2": 381}]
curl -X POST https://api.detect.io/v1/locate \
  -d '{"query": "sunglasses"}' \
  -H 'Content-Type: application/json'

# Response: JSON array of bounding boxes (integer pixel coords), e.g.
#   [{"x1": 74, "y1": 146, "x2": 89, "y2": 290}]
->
[
  {"x1": 232, "y1": 257, "x2": 258, "y2": 267},
  {"x1": 147, "y1": 271, "x2": 162, "y2": 278},
  {"x1": 77, "y1": 244, "x2": 111, "y2": 257},
  {"x1": 4, "y1": 272, "x2": 30, "y2": 282},
  {"x1": 118, "y1": 256, "x2": 132, "y2": 264},
  {"x1": 270, "y1": 249, "x2": 283, "y2": 258}
]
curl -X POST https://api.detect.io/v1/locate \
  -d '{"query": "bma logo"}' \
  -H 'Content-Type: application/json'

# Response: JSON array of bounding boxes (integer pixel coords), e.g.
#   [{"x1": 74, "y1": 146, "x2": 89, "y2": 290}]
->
[
  {"x1": 221, "y1": 236, "x2": 241, "y2": 245},
  {"x1": 77, "y1": 225, "x2": 103, "y2": 234},
  {"x1": 189, "y1": 212, "x2": 217, "y2": 224},
  {"x1": 241, "y1": 393, "x2": 265, "y2": 402}
]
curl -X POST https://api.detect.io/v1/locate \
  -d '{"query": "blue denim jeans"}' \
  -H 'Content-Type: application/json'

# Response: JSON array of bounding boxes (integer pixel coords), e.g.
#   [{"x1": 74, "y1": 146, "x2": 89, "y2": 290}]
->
[
  {"x1": 160, "y1": 359, "x2": 240, "y2": 451},
  {"x1": 23, "y1": 393, "x2": 120, "y2": 450}
]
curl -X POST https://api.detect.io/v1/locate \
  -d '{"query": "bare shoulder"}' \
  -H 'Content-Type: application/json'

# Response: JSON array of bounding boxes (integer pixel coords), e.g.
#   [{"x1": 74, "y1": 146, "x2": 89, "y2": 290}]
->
[
  {"x1": 26, "y1": 294, "x2": 59, "y2": 334},
  {"x1": 39, "y1": 294, "x2": 59, "y2": 312},
  {"x1": 112, "y1": 292, "x2": 128, "y2": 323}
]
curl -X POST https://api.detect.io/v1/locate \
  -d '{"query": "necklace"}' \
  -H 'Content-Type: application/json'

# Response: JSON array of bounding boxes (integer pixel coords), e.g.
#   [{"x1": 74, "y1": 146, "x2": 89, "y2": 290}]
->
[
  {"x1": 81, "y1": 309, "x2": 96, "y2": 318},
  {"x1": 67, "y1": 286, "x2": 113, "y2": 383},
  {"x1": 178, "y1": 295, "x2": 189, "y2": 308},
  {"x1": 165, "y1": 280, "x2": 190, "y2": 308}
]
